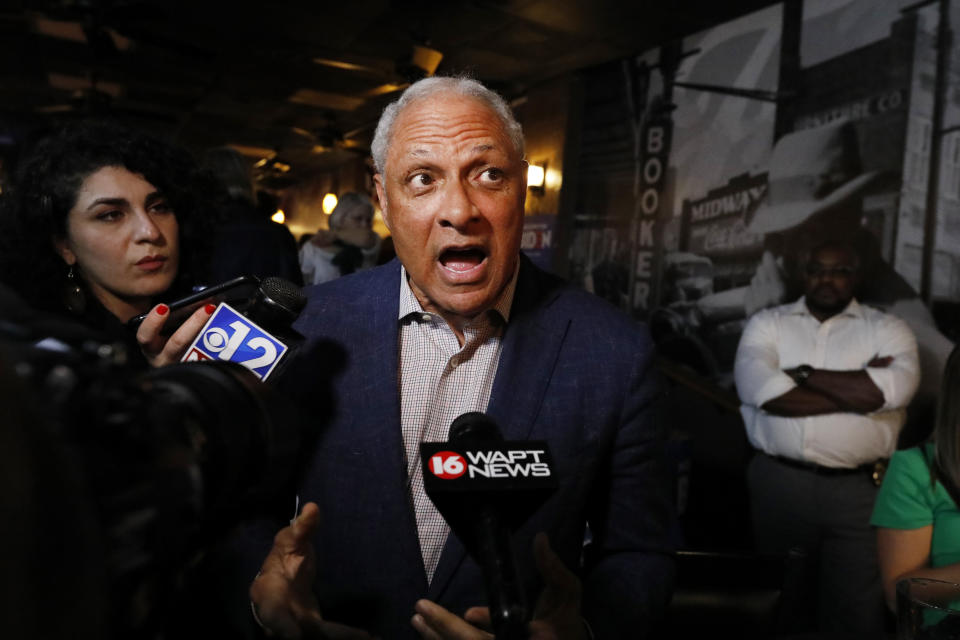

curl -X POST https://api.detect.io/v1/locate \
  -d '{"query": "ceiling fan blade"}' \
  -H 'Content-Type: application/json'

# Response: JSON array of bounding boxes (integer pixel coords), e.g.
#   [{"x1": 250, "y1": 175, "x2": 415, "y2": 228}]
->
[
  {"x1": 30, "y1": 13, "x2": 133, "y2": 52},
  {"x1": 360, "y1": 82, "x2": 410, "y2": 98},
  {"x1": 47, "y1": 72, "x2": 124, "y2": 98},
  {"x1": 287, "y1": 89, "x2": 366, "y2": 111},
  {"x1": 410, "y1": 45, "x2": 443, "y2": 76},
  {"x1": 342, "y1": 123, "x2": 375, "y2": 141},
  {"x1": 337, "y1": 138, "x2": 366, "y2": 150},
  {"x1": 311, "y1": 53, "x2": 395, "y2": 78},
  {"x1": 35, "y1": 104, "x2": 76, "y2": 114},
  {"x1": 313, "y1": 43, "x2": 443, "y2": 86}
]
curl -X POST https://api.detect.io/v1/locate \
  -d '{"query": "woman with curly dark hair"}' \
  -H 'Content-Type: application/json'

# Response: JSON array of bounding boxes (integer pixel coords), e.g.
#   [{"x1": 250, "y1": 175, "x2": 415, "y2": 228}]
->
[{"x1": 0, "y1": 119, "x2": 215, "y2": 367}]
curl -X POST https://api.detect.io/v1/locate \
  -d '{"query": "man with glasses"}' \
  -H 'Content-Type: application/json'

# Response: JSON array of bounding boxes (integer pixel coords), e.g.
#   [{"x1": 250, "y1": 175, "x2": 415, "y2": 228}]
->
[{"x1": 734, "y1": 241, "x2": 919, "y2": 635}]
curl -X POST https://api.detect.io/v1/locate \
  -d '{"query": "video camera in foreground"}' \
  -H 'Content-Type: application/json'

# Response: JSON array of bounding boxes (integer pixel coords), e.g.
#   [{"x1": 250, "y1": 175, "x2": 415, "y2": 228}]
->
[{"x1": 0, "y1": 284, "x2": 310, "y2": 639}]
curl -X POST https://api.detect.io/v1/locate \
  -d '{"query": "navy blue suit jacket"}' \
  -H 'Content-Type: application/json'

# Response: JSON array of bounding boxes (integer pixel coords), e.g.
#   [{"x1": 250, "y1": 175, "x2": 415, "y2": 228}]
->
[{"x1": 269, "y1": 256, "x2": 676, "y2": 638}]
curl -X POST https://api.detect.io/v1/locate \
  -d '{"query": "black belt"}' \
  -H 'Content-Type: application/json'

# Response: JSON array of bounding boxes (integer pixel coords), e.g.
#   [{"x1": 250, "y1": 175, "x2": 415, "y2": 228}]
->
[{"x1": 762, "y1": 453, "x2": 888, "y2": 485}]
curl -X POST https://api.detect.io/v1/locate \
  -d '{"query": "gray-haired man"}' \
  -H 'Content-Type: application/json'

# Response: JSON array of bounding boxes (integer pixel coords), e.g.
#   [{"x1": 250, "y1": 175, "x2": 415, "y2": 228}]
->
[{"x1": 246, "y1": 76, "x2": 677, "y2": 639}]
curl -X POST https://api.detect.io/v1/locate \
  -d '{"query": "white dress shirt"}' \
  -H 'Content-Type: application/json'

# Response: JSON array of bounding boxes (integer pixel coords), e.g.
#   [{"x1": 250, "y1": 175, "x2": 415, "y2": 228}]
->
[
  {"x1": 397, "y1": 265, "x2": 517, "y2": 582},
  {"x1": 734, "y1": 296, "x2": 920, "y2": 468}
]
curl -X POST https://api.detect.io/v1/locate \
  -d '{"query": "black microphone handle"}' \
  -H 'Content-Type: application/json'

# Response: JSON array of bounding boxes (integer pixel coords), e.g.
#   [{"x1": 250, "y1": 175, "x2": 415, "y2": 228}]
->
[{"x1": 477, "y1": 506, "x2": 529, "y2": 640}]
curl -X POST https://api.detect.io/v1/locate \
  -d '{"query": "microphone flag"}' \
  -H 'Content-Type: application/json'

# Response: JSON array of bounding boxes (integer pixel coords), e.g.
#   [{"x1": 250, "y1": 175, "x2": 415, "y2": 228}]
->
[{"x1": 182, "y1": 302, "x2": 289, "y2": 380}]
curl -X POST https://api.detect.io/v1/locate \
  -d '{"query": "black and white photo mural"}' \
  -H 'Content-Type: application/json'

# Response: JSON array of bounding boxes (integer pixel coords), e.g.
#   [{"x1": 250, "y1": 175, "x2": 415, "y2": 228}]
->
[{"x1": 569, "y1": 0, "x2": 957, "y2": 441}]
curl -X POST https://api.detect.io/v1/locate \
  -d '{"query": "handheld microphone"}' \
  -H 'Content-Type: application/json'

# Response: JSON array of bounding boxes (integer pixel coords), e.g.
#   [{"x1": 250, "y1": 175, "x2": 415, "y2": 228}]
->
[
  {"x1": 420, "y1": 412, "x2": 557, "y2": 640},
  {"x1": 127, "y1": 275, "x2": 261, "y2": 334},
  {"x1": 181, "y1": 276, "x2": 306, "y2": 380}
]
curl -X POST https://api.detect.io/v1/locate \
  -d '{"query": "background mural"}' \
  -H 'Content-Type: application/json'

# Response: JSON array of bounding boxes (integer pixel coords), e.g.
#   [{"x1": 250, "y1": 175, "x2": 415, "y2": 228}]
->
[
  {"x1": 570, "y1": 0, "x2": 956, "y2": 397},
  {"x1": 567, "y1": 0, "x2": 960, "y2": 546}
]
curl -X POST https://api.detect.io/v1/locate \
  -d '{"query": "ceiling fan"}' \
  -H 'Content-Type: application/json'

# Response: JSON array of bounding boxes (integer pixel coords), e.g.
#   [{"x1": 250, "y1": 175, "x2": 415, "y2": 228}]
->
[
  {"x1": 38, "y1": 70, "x2": 177, "y2": 124},
  {"x1": 29, "y1": 0, "x2": 213, "y2": 62},
  {"x1": 230, "y1": 121, "x2": 367, "y2": 176},
  {"x1": 311, "y1": 43, "x2": 444, "y2": 99},
  {"x1": 278, "y1": 123, "x2": 370, "y2": 158}
]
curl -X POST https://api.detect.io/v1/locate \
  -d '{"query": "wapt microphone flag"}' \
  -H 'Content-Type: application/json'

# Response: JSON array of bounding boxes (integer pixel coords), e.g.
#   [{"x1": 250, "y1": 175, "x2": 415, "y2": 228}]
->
[
  {"x1": 420, "y1": 439, "x2": 557, "y2": 533},
  {"x1": 182, "y1": 302, "x2": 288, "y2": 380}
]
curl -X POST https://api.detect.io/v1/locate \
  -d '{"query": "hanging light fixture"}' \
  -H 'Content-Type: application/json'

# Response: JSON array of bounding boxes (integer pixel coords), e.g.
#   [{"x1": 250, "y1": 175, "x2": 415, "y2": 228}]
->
[
  {"x1": 527, "y1": 162, "x2": 546, "y2": 193},
  {"x1": 322, "y1": 193, "x2": 338, "y2": 214}
]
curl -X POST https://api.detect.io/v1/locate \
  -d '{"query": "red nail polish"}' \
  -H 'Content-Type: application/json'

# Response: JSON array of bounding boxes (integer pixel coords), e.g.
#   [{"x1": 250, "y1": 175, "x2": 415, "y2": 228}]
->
[
  {"x1": 157, "y1": 304, "x2": 169, "y2": 316},
  {"x1": 205, "y1": 303, "x2": 216, "y2": 314}
]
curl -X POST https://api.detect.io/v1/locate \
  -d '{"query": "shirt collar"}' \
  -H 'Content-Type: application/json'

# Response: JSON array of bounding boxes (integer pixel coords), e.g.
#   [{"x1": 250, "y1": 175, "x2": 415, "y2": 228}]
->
[
  {"x1": 398, "y1": 259, "x2": 519, "y2": 324},
  {"x1": 790, "y1": 295, "x2": 863, "y2": 319}
]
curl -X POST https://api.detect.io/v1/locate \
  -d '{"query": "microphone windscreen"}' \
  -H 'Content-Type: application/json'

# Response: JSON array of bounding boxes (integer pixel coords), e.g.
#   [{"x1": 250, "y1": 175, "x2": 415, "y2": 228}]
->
[
  {"x1": 449, "y1": 411, "x2": 502, "y2": 443},
  {"x1": 259, "y1": 277, "x2": 307, "y2": 316}
]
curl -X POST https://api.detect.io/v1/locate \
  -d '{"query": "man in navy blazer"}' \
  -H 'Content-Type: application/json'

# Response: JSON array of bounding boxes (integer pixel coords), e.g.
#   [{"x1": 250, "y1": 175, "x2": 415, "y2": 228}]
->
[{"x1": 249, "y1": 76, "x2": 676, "y2": 639}]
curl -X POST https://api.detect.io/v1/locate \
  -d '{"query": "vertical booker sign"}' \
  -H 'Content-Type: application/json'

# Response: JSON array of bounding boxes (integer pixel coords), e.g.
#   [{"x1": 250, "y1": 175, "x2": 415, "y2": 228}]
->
[{"x1": 632, "y1": 116, "x2": 672, "y2": 317}]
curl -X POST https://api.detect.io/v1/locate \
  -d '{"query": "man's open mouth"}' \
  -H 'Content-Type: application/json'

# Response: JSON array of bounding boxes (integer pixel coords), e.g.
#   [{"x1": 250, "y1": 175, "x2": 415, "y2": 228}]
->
[{"x1": 439, "y1": 247, "x2": 487, "y2": 273}]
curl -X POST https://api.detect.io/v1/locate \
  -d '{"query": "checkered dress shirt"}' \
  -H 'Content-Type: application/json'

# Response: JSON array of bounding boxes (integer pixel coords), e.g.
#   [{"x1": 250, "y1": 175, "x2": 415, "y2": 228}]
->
[{"x1": 398, "y1": 266, "x2": 516, "y2": 583}]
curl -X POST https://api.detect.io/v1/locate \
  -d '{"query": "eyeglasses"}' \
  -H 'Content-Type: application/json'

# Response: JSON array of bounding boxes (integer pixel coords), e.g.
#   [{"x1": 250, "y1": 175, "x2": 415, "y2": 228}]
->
[{"x1": 805, "y1": 265, "x2": 856, "y2": 278}]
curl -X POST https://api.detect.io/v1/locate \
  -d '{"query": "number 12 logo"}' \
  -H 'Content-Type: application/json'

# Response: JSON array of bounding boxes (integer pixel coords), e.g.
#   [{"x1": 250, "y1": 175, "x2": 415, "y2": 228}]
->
[
  {"x1": 203, "y1": 320, "x2": 278, "y2": 369},
  {"x1": 183, "y1": 303, "x2": 287, "y2": 380}
]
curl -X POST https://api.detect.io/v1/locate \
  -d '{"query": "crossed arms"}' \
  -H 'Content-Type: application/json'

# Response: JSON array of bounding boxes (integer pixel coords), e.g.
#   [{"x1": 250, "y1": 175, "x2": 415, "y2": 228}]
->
[
  {"x1": 733, "y1": 311, "x2": 919, "y2": 418},
  {"x1": 761, "y1": 357, "x2": 890, "y2": 417}
]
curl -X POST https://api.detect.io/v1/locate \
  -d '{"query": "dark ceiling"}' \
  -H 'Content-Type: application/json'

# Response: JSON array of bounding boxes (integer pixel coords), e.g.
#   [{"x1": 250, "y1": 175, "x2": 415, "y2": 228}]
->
[{"x1": 0, "y1": 0, "x2": 778, "y2": 185}]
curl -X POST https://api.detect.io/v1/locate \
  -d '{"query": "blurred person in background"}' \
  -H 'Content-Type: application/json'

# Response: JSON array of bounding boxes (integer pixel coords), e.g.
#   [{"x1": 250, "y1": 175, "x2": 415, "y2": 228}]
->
[
  {"x1": 202, "y1": 146, "x2": 302, "y2": 285},
  {"x1": 735, "y1": 240, "x2": 920, "y2": 635},
  {"x1": 736, "y1": 122, "x2": 950, "y2": 445},
  {"x1": 299, "y1": 191, "x2": 381, "y2": 285}
]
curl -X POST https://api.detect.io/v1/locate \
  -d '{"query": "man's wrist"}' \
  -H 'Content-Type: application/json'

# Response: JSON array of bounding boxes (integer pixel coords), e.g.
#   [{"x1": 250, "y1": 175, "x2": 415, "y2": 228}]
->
[{"x1": 790, "y1": 364, "x2": 814, "y2": 386}]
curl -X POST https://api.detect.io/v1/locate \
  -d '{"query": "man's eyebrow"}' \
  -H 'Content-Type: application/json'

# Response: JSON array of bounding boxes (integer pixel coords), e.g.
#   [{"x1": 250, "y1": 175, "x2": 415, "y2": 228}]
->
[{"x1": 408, "y1": 147, "x2": 433, "y2": 159}]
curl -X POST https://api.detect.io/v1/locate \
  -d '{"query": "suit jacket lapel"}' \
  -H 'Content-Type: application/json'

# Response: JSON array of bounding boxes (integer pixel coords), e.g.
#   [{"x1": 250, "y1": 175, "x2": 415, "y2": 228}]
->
[
  {"x1": 368, "y1": 261, "x2": 422, "y2": 553},
  {"x1": 346, "y1": 262, "x2": 428, "y2": 590},
  {"x1": 360, "y1": 261, "x2": 403, "y2": 453},
  {"x1": 486, "y1": 259, "x2": 569, "y2": 441},
  {"x1": 427, "y1": 257, "x2": 569, "y2": 601}
]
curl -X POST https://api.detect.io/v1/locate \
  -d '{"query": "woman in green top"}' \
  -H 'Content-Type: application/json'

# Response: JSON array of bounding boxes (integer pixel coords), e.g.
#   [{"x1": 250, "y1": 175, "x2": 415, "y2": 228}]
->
[{"x1": 872, "y1": 345, "x2": 960, "y2": 611}]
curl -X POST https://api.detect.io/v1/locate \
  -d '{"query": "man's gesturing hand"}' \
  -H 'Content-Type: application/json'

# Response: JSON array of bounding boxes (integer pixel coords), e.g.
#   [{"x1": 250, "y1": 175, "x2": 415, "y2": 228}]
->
[{"x1": 250, "y1": 502, "x2": 373, "y2": 639}]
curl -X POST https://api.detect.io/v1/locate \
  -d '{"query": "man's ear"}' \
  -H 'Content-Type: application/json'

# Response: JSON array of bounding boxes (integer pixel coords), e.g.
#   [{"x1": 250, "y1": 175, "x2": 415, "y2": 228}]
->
[
  {"x1": 374, "y1": 174, "x2": 391, "y2": 232},
  {"x1": 52, "y1": 236, "x2": 76, "y2": 266}
]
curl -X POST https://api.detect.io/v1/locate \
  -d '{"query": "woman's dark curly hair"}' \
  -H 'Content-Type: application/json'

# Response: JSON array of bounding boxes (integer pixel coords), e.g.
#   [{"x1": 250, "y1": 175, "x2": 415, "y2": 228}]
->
[{"x1": 0, "y1": 119, "x2": 213, "y2": 313}]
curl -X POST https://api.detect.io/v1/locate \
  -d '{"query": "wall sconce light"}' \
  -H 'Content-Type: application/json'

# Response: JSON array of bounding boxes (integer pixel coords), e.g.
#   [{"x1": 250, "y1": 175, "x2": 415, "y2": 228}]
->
[
  {"x1": 322, "y1": 193, "x2": 338, "y2": 214},
  {"x1": 527, "y1": 162, "x2": 546, "y2": 194},
  {"x1": 271, "y1": 209, "x2": 285, "y2": 224}
]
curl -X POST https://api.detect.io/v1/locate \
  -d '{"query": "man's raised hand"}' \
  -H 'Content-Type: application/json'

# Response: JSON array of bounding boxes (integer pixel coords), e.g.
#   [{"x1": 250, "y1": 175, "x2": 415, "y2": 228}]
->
[{"x1": 250, "y1": 502, "x2": 374, "y2": 639}]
